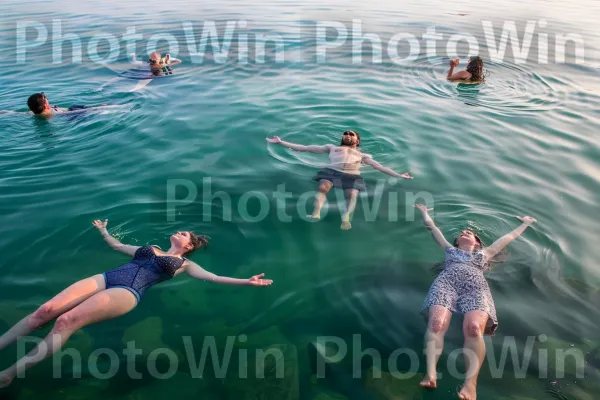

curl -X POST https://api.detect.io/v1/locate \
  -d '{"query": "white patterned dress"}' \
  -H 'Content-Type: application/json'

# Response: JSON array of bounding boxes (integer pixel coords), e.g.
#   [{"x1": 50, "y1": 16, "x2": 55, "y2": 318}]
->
[{"x1": 421, "y1": 246, "x2": 498, "y2": 335}]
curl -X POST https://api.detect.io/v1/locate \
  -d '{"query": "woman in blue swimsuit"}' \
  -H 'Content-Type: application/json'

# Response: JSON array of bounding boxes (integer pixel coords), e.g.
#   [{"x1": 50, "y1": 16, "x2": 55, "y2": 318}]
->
[
  {"x1": 414, "y1": 204, "x2": 536, "y2": 400},
  {"x1": 0, "y1": 219, "x2": 272, "y2": 387}
]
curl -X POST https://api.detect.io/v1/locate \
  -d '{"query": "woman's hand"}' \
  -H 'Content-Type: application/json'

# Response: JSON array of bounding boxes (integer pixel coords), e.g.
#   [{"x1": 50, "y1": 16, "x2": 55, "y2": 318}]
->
[
  {"x1": 265, "y1": 136, "x2": 282, "y2": 144},
  {"x1": 449, "y1": 58, "x2": 460, "y2": 67},
  {"x1": 516, "y1": 216, "x2": 537, "y2": 226},
  {"x1": 400, "y1": 172, "x2": 414, "y2": 180},
  {"x1": 92, "y1": 219, "x2": 108, "y2": 231},
  {"x1": 414, "y1": 204, "x2": 433, "y2": 213},
  {"x1": 247, "y1": 273, "x2": 273, "y2": 286}
]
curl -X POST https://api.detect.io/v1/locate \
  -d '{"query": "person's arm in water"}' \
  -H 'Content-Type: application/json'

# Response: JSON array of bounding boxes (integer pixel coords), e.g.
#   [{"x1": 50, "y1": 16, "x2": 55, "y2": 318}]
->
[
  {"x1": 483, "y1": 216, "x2": 537, "y2": 259},
  {"x1": 414, "y1": 205, "x2": 453, "y2": 249},
  {"x1": 92, "y1": 219, "x2": 140, "y2": 257},
  {"x1": 178, "y1": 260, "x2": 273, "y2": 286},
  {"x1": 362, "y1": 156, "x2": 413, "y2": 179},
  {"x1": 447, "y1": 58, "x2": 471, "y2": 81},
  {"x1": 266, "y1": 135, "x2": 332, "y2": 154}
]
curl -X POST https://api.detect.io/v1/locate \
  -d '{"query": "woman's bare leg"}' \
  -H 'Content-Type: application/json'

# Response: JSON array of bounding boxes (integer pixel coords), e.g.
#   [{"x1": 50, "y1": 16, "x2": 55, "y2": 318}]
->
[
  {"x1": 0, "y1": 288, "x2": 136, "y2": 387},
  {"x1": 0, "y1": 274, "x2": 106, "y2": 352},
  {"x1": 420, "y1": 305, "x2": 452, "y2": 388},
  {"x1": 458, "y1": 310, "x2": 488, "y2": 400},
  {"x1": 308, "y1": 180, "x2": 333, "y2": 219}
]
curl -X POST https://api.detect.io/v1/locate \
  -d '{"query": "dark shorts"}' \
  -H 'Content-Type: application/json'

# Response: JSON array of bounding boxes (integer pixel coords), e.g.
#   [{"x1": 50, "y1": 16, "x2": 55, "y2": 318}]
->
[{"x1": 312, "y1": 168, "x2": 366, "y2": 191}]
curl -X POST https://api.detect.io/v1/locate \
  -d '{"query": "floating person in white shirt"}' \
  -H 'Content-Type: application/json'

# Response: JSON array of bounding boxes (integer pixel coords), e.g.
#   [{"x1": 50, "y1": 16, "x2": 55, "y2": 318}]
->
[{"x1": 266, "y1": 130, "x2": 413, "y2": 230}]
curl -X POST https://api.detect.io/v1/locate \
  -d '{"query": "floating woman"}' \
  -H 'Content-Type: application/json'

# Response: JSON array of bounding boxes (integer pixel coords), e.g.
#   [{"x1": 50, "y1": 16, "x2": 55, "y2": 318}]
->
[
  {"x1": 0, "y1": 219, "x2": 272, "y2": 387},
  {"x1": 414, "y1": 204, "x2": 536, "y2": 400}
]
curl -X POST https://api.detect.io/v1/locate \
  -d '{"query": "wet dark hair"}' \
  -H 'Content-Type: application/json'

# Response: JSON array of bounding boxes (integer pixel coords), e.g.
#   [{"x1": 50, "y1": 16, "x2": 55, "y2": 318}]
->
[
  {"x1": 466, "y1": 56, "x2": 486, "y2": 82},
  {"x1": 184, "y1": 232, "x2": 210, "y2": 256},
  {"x1": 27, "y1": 93, "x2": 46, "y2": 114},
  {"x1": 340, "y1": 130, "x2": 360, "y2": 147}
]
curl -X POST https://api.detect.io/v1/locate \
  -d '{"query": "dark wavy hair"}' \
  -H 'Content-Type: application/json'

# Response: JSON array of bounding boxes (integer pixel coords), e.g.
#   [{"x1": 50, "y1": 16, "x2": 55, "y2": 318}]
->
[
  {"x1": 184, "y1": 233, "x2": 210, "y2": 256},
  {"x1": 340, "y1": 130, "x2": 360, "y2": 147},
  {"x1": 466, "y1": 56, "x2": 486, "y2": 82}
]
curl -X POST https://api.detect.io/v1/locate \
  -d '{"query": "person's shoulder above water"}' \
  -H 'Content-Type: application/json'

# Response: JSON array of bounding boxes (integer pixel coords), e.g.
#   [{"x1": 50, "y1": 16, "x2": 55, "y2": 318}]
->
[{"x1": 446, "y1": 56, "x2": 486, "y2": 83}]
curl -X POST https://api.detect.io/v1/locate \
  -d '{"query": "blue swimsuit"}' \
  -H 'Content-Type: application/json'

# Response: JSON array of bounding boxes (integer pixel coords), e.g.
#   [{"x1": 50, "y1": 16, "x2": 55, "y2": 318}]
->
[{"x1": 102, "y1": 245, "x2": 186, "y2": 303}]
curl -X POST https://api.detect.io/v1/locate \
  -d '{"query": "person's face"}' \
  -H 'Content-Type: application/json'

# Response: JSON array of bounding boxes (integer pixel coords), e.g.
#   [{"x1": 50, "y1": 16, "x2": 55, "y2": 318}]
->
[
  {"x1": 456, "y1": 229, "x2": 479, "y2": 248},
  {"x1": 40, "y1": 92, "x2": 50, "y2": 109},
  {"x1": 342, "y1": 131, "x2": 358, "y2": 146},
  {"x1": 170, "y1": 231, "x2": 192, "y2": 251},
  {"x1": 148, "y1": 52, "x2": 162, "y2": 66}
]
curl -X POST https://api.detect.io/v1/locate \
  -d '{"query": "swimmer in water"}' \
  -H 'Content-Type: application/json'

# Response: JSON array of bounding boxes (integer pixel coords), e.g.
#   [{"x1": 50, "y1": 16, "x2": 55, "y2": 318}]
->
[
  {"x1": 0, "y1": 219, "x2": 273, "y2": 388},
  {"x1": 124, "y1": 51, "x2": 182, "y2": 91},
  {"x1": 147, "y1": 51, "x2": 181, "y2": 76},
  {"x1": 414, "y1": 204, "x2": 537, "y2": 400},
  {"x1": 447, "y1": 56, "x2": 486, "y2": 83},
  {"x1": 26, "y1": 92, "x2": 107, "y2": 119},
  {"x1": 266, "y1": 131, "x2": 413, "y2": 230}
]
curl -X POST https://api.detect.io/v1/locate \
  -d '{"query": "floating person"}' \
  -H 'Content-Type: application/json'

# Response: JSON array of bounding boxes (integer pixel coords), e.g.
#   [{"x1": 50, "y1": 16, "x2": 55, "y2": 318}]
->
[
  {"x1": 266, "y1": 131, "x2": 413, "y2": 230},
  {"x1": 413, "y1": 204, "x2": 537, "y2": 400},
  {"x1": 447, "y1": 56, "x2": 486, "y2": 83},
  {"x1": 25, "y1": 92, "x2": 113, "y2": 119},
  {"x1": 120, "y1": 52, "x2": 182, "y2": 92},
  {"x1": 0, "y1": 219, "x2": 273, "y2": 388}
]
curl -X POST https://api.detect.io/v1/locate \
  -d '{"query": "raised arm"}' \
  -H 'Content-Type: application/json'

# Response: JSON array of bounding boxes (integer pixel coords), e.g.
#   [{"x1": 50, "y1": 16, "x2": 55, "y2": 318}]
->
[
  {"x1": 92, "y1": 219, "x2": 140, "y2": 257},
  {"x1": 164, "y1": 54, "x2": 181, "y2": 66},
  {"x1": 483, "y1": 216, "x2": 536, "y2": 259},
  {"x1": 447, "y1": 58, "x2": 470, "y2": 81},
  {"x1": 414, "y1": 205, "x2": 453, "y2": 249},
  {"x1": 362, "y1": 156, "x2": 413, "y2": 179},
  {"x1": 179, "y1": 260, "x2": 273, "y2": 286},
  {"x1": 266, "y1": 136, "x2": 332, "y2": 154}
]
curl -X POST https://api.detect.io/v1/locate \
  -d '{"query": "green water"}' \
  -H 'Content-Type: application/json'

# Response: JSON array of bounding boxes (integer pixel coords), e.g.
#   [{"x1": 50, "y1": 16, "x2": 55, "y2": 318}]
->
[{"x1": 1, "y1": 0, "x2": 600, "y2": 398}]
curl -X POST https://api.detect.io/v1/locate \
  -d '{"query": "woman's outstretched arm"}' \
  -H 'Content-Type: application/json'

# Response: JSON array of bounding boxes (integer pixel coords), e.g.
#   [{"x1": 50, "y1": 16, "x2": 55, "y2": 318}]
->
[
  {"x1": 414, "y1": 204, "x2": 453, "y2": 249},
  {"x1": 92, "y1": 219, "x2": 140, "y2": 257},
  {"x1": 180, "y1": 260, "x2": 273, "y2": 286},
  {"x1": 266, "y1": 135, "x2": 332, "y2": 154},
  {"x1": 483, "y1": 216, "x2": 536, "y2": 259}
]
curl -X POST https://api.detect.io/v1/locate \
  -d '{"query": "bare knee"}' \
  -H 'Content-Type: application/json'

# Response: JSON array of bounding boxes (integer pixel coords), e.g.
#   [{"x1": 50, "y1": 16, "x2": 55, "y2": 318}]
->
[
  {"x1": 28, "y1": 303, "x2": 56, "y2": 329},
  {"x1": 464, "y1": 322, "x2": 483, "y2": 338},
  {"x1": 429, "y1": 318, "x2": 447, "y2": 335},
  {"x1": 53, "y1": 313, "x2": 79, "y2": 334},
  {"x1": 318, "y1": 182, "x2": 332, "y2": 193}
]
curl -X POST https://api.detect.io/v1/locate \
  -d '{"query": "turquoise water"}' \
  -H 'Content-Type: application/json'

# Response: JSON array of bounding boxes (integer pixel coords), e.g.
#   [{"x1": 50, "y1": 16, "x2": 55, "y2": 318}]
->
[{"x1": 1, "y1": 0, "x2": 600, "y2": 398}]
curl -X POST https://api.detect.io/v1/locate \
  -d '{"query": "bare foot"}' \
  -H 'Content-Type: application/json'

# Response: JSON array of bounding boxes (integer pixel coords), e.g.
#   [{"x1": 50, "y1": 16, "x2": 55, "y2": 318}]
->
[
  {"x1": 306, "y1": 214, "x2": 320, "y2": 220},
  {"x1": 419, "y1": 375, "x2": 437, "y2": 389},
  {"x1": 458, "y1": 381, "x2": 477, "y2": 400},
  {"x1": 340, "y1": 220, "x2": 352, "y2": 230},
  {"x1": 0, "y1": 372, "x2": 14, "y2": 388}
]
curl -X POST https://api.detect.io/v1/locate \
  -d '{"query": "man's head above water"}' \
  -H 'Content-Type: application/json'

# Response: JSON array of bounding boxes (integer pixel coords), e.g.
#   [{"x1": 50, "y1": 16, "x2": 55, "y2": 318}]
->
[{"x1": 27, "y1": 93, "x2": 50, "y2": 115}]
